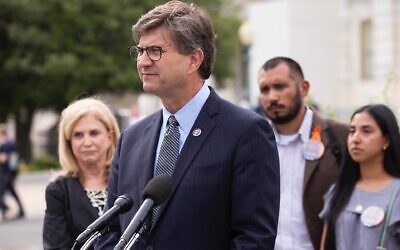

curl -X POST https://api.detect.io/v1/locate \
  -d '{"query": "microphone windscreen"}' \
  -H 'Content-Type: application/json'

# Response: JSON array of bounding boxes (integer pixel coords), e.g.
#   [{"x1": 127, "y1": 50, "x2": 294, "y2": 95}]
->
[
  {"x1": 113, "y1": 194, "x2": 134, "y2": 213},
  {"x1": 142, "y1": 175, "x2": 172, "y2": 206}
]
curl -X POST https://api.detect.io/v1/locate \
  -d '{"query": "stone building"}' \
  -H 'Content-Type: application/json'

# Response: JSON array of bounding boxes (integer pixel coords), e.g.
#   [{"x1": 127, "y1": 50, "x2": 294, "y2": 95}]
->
[{"x1": 241, "y1": 0, "x2": 400, "y2": 119}]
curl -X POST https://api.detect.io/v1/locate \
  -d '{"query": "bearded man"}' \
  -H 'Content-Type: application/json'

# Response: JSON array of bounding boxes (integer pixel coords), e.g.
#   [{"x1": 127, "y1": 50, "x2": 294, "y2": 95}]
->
[{"x1": 256, "y1": 57, "x2": 348, "y2": 250}]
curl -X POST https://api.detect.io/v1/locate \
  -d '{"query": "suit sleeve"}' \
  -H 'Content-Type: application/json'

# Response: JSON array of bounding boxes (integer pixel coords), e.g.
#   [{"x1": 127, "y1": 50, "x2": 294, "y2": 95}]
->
[
  {"x1": 94, "y1": 133, "x2": 123, "y2": 249},
  {"x1": 43, "y1": 180, "x2": 74, "y2": 250},
  {"x1": 231, "y1": 118, "x2": 280, "y2": 249}
]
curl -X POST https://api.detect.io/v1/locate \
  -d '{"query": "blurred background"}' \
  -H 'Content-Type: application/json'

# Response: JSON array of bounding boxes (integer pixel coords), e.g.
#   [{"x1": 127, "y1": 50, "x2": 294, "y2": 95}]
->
[{"x1": 0, "y1": 0, "x2": 399, "y2": 249}]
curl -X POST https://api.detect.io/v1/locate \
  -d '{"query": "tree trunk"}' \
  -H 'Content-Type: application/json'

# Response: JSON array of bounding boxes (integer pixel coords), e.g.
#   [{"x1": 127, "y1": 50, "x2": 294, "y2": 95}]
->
[{"x1": 15, "y1": 107, "x2": 33, "y2": 164}]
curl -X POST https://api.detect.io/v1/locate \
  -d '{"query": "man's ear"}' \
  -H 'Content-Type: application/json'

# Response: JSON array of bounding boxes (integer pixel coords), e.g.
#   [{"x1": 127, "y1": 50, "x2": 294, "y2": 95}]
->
[
  {"x1": 299, "y1": 80, "x2": 310, "y2": 97},
  {"x1": 187, "y1": 48, "x2": 204, "y2": 74}
]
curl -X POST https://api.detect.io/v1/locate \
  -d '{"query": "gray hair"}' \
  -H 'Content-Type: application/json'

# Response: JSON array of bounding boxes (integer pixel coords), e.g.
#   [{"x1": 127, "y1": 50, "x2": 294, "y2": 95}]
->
[{"x1": 132, "y1": 0, "x2": 216, "y2": 79}]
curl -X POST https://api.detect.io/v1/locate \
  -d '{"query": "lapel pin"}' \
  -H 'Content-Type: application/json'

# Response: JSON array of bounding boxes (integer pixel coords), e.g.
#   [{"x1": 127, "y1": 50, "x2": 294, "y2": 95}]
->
[{"x1": 192, "y1": 128, "x2": 202, "y2": 137}]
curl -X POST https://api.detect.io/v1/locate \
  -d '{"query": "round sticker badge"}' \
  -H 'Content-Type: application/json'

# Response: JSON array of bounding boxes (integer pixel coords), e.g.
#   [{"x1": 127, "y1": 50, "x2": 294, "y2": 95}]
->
[
  {"x1": 361, "y1": 206, "x2": 385, "y2": 227},
  {"x1": 303, "y1": 125, "x2": 325, "y2": 160}
]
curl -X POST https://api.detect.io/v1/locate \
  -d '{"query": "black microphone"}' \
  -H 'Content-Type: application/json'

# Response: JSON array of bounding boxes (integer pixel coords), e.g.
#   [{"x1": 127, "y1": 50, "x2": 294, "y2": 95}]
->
[
  {"x1": 75, "y1": 194, "x2": 133, "y2": 244},
  {"x1": 113, "y1": 175, "x2": 172, "y2": 250}
]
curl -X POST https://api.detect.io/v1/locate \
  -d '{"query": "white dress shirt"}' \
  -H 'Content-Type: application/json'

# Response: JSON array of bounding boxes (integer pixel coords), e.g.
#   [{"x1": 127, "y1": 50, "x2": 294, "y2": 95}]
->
[{"x1": 271, "y1": 108, "x2": 314, "y2": 250}]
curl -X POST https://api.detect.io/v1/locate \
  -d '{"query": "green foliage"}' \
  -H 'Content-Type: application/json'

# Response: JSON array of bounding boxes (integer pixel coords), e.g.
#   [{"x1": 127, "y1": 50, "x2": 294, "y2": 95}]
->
[
  {"x1": 0, "y1": 0, "x2": 142, "y2": 120},
  {"x1": 0, "y1": 0, "x2": 240, "y2": 120},
  {"x1": 0, "y1": 0, "x2": 241, "y2": 163},
  {"x1": 193, "y1": 0, "x2": 241, "y2": 84},
  {"x1": 213, "y1": 15, "x2": 241, "y2": 84},
  {"x1": 21, "y1": 154, "x2": 60, "y2": 172}
]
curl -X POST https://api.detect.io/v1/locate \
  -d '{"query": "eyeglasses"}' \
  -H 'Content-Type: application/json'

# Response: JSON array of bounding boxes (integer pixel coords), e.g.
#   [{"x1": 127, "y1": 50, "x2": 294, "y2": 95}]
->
[{"x1": 128, "y1": 45, "x2": 174, "y2": 61}]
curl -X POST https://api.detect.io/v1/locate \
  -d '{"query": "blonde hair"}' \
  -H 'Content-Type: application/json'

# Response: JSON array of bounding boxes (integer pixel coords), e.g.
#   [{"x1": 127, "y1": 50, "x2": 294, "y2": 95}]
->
[{"x1": 58, "y1": 97, "x2": 120, "y2": 177}]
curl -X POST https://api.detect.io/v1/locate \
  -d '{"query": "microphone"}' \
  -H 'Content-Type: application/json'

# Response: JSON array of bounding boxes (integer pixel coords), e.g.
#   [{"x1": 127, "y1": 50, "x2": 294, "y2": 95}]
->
[
  {"x1": 75, "y1": 194, "x2": 133, "y2": 244},
  {"x1": 114, "y1": 175, "x2": 172, "y2": 250}
]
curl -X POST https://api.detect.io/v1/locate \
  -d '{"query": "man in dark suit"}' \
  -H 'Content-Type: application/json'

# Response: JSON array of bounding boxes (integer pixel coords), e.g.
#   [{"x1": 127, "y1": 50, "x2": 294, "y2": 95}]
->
[
  {"x1": 256, "y1": 57, "x2": 348, "y2": 250},
  {"x1": 95, "y1": 1, "x2": 280, "y2": 250}
]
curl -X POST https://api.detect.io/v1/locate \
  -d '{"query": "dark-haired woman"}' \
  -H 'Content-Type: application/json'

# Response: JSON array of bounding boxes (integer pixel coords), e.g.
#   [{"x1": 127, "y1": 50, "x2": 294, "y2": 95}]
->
[{"x1": 320, "y1": 104, "x2": 400, "y2": 250}]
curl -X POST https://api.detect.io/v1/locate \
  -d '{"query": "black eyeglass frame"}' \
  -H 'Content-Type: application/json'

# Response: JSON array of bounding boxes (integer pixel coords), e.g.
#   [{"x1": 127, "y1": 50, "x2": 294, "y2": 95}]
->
[{"x1": 128, "y1": 45, "x2": 175, "y2": 61}]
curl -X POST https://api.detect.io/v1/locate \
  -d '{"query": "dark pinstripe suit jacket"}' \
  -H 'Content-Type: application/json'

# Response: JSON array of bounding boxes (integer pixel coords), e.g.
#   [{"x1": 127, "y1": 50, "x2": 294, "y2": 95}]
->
[
  {"x1": 43, "y1": 176, "x2": 99, "y2": 250},
  {"x1": 96, "y1": 87, "x2": 280, "y2": 250}
]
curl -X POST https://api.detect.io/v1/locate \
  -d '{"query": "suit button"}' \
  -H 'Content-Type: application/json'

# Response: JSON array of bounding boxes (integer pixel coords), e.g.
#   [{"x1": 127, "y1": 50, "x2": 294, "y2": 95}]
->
[{"x1": 146, "y1": 245, "x2": 154, "y2": 250}]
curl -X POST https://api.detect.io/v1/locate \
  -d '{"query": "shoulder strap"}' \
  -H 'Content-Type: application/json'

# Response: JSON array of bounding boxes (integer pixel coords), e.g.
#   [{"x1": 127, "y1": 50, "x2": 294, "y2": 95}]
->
[
  {"x1": 325, "y1": 120, "x2": 342, "y2": 165},
  {"x1": 377, "y1": 183, "x2": 400, "y2": 250}
]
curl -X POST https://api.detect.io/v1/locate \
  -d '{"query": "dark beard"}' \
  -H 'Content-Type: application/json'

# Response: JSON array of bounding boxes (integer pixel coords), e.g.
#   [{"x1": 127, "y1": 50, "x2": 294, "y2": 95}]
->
[{"x1": 267, "y1": 89, "x2": 303, "y2": 124}]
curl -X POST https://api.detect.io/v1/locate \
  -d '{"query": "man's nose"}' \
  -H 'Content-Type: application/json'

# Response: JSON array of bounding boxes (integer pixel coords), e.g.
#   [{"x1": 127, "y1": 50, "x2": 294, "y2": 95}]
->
[
  {"x1": 268, "y1": 89, "x2": 279, "y2": 102},
  {"x1": 137, "y1": 52, "x2": 153, "y2": 67}
]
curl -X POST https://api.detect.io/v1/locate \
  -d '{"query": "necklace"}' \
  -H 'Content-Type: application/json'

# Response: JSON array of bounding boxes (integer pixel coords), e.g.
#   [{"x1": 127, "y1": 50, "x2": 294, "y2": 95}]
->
[{"x1": 355, "y1": 189, "x2": 363, "y2": 213}]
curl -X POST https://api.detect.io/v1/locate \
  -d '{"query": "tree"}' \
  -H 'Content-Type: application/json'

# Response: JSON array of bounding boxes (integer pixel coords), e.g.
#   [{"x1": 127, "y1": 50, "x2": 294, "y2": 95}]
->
[{"x1": 0, "y1": 0, "x2": 240, "y2": 163}]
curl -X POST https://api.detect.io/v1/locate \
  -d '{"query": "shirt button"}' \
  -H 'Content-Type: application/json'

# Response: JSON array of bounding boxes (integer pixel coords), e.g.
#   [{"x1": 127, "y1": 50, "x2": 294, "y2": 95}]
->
[{"x1": 146, "y1": 245, "x2": 154, "y2": 250}]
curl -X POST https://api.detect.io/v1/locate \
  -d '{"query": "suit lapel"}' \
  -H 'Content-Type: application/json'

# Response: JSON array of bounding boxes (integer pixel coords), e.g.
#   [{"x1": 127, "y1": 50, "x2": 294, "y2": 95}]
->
[
  {"x1": 151, "y1": 89, "x2": 219, "y2": 228},
  {"x1": 137, "y1": 112, "x2": 163, "y2": 202},
  {"x1": 70, "y1": 178, "x2": 98, "y2": 219},
  {"x1": 303, "y1": 113, "x2": 329, "y2": 190}
]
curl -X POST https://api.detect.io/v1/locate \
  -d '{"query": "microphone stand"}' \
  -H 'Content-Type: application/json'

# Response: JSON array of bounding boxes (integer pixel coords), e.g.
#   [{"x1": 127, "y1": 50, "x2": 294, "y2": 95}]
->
[
  {"x1": 71, "y1": 241, "x2": 79, "y2": 250},
  {"x1": 124, "y1": 232, "x2": 139, "y2": 250},
  {"x1": 80, "y1": 231, "x2": 100, "y2": 250},
  {"x1": 79, "y1": 227, "x2": 110, "y2": 250},
  {"x1": 124, "y1": 223, "x2": 148, "y2": 250}
]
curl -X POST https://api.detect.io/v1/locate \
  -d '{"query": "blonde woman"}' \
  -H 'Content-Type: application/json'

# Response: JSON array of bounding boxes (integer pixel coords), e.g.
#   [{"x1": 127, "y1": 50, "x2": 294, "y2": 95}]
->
[{"x1": 43, "y1": 97, "x2": 120, "y2": 250}]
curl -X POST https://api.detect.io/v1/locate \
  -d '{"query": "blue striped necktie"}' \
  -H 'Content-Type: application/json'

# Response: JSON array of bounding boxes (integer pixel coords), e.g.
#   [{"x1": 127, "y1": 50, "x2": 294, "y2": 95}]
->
[
  {"x1": 152, "y1": 115, "x2": 180, "y2": 225},
  {"x1": 154, "y1": 115, "x2": 180, "y2": 177}
]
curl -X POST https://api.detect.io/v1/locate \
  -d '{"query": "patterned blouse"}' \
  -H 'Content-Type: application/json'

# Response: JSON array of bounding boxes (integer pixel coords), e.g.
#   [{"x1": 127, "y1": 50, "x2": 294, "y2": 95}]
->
[{"x1": 86, "y1": 189, "x2": 108, "y2": 216}]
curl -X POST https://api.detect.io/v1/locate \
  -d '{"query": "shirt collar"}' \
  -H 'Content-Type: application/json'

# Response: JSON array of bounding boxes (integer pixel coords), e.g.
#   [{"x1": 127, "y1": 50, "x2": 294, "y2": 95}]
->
[
  {"x1": 268, "y1": 107, "x2": 314, "y2": 144},
  {"x1": 161, "y1": 83, "x2": 210, "y2": 135},
  {"x1": 298, "y1": 107, "x2": 314, "y2": 143}
]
